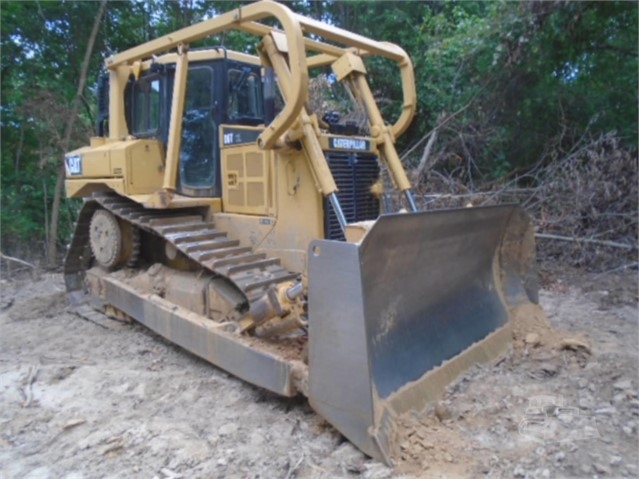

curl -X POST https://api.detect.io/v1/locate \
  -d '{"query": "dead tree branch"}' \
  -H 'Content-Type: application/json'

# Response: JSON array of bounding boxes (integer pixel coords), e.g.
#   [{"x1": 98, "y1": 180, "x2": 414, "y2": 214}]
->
[
  {"x1": 0, "y1": 252, "x2": 37, "y2": 270},
  {"x1": 413, "y1": 114, "x2": 443, "y2": 180},
  {"x1": 400, "y1": 89, "x2": 483, "y2": 161},
  {"x1": 535, "y1": 233, "x2": 637, "y2": 250}
]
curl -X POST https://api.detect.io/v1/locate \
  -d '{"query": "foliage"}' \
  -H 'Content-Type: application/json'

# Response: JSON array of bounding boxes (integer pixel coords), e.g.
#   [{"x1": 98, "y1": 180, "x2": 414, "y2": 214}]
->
[
  {"x1": 0, "y1": 0, "x2": 636, "y2": 262},
  {"x1": 342, "y1": 1, "x2": 638, "y2": 179}
]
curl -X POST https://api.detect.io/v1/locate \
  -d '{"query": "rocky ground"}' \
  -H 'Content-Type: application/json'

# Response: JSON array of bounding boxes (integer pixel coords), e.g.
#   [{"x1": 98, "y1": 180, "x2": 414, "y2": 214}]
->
[{"x1": 0, "y1": 267, "x2": 637, "y2": 479}]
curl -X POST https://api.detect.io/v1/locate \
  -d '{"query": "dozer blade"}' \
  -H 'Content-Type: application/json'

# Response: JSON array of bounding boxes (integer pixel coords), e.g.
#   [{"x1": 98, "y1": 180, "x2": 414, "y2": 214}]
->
[{"x1": 307, "y1": 204, "x2": 537, "y2": 465}]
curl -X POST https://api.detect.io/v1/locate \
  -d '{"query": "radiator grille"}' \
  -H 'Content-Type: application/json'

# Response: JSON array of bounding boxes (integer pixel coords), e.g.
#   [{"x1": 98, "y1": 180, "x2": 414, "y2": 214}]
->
[{"x1": 324, "y1": 151, "x2": 380, "y2": 241}]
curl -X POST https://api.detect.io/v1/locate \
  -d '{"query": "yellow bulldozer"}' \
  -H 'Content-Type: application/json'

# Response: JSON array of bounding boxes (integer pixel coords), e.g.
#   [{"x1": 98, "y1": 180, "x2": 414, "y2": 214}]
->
[{"x1": 63, "y1": 1, "x2": 537, "y2": 465}]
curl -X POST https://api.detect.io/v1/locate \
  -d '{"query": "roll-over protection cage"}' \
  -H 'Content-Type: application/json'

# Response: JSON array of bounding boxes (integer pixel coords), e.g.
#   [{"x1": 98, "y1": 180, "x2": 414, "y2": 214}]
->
[{"x1": 104, "y1": 0, "x2": 420, "y2": 218}]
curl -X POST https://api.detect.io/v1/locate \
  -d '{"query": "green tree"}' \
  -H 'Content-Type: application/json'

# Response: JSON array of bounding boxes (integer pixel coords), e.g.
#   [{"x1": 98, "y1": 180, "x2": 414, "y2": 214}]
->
[{"x1": 307, "y1": 1, "x2": 637, "y2": 180}]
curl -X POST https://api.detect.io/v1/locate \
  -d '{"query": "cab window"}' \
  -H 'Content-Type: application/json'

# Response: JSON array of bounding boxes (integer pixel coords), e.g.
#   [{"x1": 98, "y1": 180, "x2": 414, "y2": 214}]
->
[
  {"x1": 131, "y1": 77, "x2": 160, "y2": 135},
  {"x1": 228, "y1": 68, "x2": 263, "y2": 123}
]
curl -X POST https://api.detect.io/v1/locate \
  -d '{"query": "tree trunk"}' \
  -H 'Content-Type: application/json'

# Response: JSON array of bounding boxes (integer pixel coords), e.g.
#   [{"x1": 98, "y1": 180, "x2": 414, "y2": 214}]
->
[
  {"x1": 15, "y1": 122, "x2": 24, "y2": 177},
  {"x1": 42, "y1": 175, "x2": 49, "y2": 252},
  {"x1": 47, "y1": 0, "x2": 107, "y2": 268}
]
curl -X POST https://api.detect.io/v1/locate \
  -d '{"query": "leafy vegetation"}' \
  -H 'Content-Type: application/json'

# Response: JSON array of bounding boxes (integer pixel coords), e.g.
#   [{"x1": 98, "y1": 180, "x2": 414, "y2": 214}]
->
[{"x1": 1, "y1": 1, "x2": 636, "y2": 263}]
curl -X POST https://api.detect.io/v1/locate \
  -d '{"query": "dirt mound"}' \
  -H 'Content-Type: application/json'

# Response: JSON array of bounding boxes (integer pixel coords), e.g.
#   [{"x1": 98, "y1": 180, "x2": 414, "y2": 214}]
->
[
  {"x1": 510, "y1": 301, "x2": 562, "y2": 353},
  {"x1": 393, "y1": 411, "x2": 477, "y2": 477},
  {"x1": 510, "y1": 301, "x2": 592, "y2": 367},
  {"x1": 391, "y1": 299, "x2": 599, "y2": 475}
]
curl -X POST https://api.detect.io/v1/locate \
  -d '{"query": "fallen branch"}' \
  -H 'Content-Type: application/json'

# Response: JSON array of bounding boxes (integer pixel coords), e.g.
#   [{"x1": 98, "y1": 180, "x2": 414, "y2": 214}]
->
[
  {"x1": 596, "y1": 262, "x2": 639, "y2": 274},
  {"x1": 0, "y1": 252, "x2": 36, "y2": 270},
  {"x1": 535, "y1": 233, "x2": 638, "y2": 250},
  {"x1": 419, "y1": 192, "x2": 480, "y2": 200},
  {"x1": 0, "y1": 252, "x2": 40, "y2": 281}
]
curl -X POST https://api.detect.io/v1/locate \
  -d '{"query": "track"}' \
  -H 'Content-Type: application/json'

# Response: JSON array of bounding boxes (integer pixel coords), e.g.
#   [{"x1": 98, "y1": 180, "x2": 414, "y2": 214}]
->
[{"x1": 64, "y1": 191, "x2": 300, "y2": 315}]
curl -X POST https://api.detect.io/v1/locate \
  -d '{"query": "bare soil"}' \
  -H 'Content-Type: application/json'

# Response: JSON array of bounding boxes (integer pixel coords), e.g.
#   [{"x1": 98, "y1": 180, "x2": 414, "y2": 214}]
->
[{"x1": 0, "y1": 268, "x2": 637, "y2": 479}]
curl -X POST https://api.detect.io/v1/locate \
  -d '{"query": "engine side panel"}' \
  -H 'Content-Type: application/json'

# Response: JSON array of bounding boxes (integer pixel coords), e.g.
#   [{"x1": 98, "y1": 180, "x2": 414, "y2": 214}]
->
[{"x1": 65, "y1": 139, "x2": 164, "y2": 198}]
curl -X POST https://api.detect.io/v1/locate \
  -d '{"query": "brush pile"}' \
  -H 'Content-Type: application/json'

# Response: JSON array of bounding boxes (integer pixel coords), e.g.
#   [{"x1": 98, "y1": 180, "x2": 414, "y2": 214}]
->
[{"x1": 405, "y1": 132, "x2": 638, "y2": 270}]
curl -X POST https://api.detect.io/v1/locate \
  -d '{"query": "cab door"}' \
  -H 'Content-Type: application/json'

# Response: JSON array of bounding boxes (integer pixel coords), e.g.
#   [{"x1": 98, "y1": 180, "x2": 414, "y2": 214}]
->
[
  {"x1": 177, "y1": 64, "x2": 222, "y2": 197},
  {"x1": 176, "y1": 59, "x2": 264, "y2": 198}
]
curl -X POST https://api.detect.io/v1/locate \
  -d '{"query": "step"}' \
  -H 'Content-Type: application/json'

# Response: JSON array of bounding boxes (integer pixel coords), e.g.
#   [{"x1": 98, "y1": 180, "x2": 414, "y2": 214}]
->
[
  {"x1": 131, "y1": 212, "x2": 186, "y2": 222},
  {"x1": 240, "y1": 270, "x2": 300, "y2": 292},
  {"x1": 168, "y1": 230, "x2": 227, "y2": 244},
  {"x1": 145, "y1": 215, "x2": 203, "y2": 226},
  {"x1": 155, "y1": 222, "x2": 213, "y2": 235},
  {"x1": 222, "y1": 258, "x2": 281, "y2": 276},
  {"x1": 210, "y1": 252, "x2": 267, "y2": 269},
  {"x1": 197, "y1": 246, "x2": 253, "y2": 262},
  {"x1": 182, "y1": 238, "x2": 240, "y2": 254}
]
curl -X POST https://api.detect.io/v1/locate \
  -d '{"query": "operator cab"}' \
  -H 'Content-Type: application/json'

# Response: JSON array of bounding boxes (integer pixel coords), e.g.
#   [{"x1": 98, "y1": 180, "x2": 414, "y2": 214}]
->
[{"x1": 98, "y1": 53, "x2": 265, "y2": 198}]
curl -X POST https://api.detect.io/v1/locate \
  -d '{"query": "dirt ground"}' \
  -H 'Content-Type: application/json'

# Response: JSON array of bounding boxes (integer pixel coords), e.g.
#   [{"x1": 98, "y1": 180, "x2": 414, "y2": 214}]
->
[{"x1": 0, "y1": 267, "x2": 637, "y2": 479}]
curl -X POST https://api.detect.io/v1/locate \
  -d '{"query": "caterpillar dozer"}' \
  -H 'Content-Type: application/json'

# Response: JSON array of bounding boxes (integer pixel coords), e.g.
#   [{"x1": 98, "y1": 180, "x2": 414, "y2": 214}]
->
[{"x1": 63, "y1": 1, "x2": 538, "y2": 465}]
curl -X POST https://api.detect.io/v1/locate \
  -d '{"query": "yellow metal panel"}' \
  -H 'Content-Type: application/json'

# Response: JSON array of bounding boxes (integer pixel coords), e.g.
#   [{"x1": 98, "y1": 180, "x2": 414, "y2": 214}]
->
[
  {"x1": 134, "y1": 193, "x2": 222, "y2": 212},
  {"x1": 126, "y1": 140, "x2": 165, "y2": 195},
  {"x1": 331, "y1": 52, "x2": 366, "y2": 82},
  {"x1": 271, "y1": 149, "x2": 324, "y2": 262},
  {"x1": 65, "y1": 139, "x2": 166, "y2": 198},
  {"x1": 65, "y1": 141, "x2": 137, "y2": 180},
  {"x1": 247, "y1": 183, "x2": 265, "y2": 207},
  {"x1": 215, "y1": 148, "x2": 324, "y2": 273},
  {"x1": 227, "y1": 153, "x2": 245, "y2": 175},
  {"x1": 270, "y1": 30, "x2": 289, "y2": 53},
  {"x1": 221, "y1": 145, "x2": 273, "y2": 216},
  {"x1": 69, "y1": 145, "x2": 112, "y2": 178},
  {"x1": 246, "y1": 152, "x2": 264, "y2": 177},
  {"x1": 90, "y1": 137, "x2": 106, "y2": 147},
  {"x1": 104, "y1": 141, "x2": 130, "y2": 179},
  {"x1": 228, "y1": 184, "x2": 244, "y2": 207},
  {"x1": 65, "y1": 179, "x2": 126, "y2": 199}
]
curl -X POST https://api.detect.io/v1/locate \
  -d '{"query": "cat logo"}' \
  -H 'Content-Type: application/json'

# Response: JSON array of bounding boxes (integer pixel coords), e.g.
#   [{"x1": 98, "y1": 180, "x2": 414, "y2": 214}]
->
[{"x1": 65, "y1": 154, "x2": 82, "y2": 176}]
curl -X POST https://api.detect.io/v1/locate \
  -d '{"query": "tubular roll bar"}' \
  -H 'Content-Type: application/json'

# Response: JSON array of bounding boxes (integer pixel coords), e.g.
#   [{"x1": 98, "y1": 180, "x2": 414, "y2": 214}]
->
[{"x1": 104, "y1": 0, "x2": 416, "y2": 147}]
